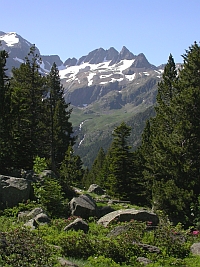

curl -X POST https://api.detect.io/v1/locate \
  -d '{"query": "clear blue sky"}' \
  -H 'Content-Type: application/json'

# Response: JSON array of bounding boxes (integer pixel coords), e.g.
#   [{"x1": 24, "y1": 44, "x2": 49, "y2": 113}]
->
[{"x1": 2, "y1": 0, "x2": 200, "y2": 66}]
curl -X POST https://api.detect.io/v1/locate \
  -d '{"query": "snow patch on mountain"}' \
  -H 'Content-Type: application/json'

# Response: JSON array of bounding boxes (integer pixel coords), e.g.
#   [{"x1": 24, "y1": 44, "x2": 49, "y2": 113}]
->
[
  {"x1": 125, "y1": 73, "x2": 136, "y2": 81},
  {"x1": 0, "y1": 32, "x2": 19, "y2": 46},
  {"x1": 13, "y1": 57, "x2": 24, "y2": 63},
  {"x1": 59, "y1": 59, "x2": 136, "y2": 86}
]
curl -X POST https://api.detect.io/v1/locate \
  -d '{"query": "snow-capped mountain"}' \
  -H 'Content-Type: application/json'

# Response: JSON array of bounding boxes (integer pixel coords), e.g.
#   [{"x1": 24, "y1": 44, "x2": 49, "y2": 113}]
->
[
  {"x1": 0, "y1": 32, "x2": 64, "y2": 74},
  {"x1": 0, "y1": 31, "x2": 164, "y2": 108},
  {"x1": 1, "y1": 31, "x2": 168, "y2": 167},
  {"x1": 0, "y1": 32, "x2": 163, "y2": 80}
]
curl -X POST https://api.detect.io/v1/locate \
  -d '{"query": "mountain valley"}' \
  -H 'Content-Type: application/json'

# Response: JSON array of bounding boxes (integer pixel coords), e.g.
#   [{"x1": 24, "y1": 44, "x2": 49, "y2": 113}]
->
[{"x1": 0, "y1": 31, "x2": 171, "y2": 167}]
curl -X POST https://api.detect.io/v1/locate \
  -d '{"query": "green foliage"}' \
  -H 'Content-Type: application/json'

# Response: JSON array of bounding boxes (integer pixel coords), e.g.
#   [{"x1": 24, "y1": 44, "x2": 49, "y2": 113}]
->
[
  {"x1": 85, "y1": 256, "x2": 121, "y2": 267},
  {"x1": 33, "y1": 176, "x2": 67, "y2": 217},
  {"x1": 152, "y1": 221, "x2": 191, "y2": 258},
  {"x1": 103, "y1": 122, "x2": 136, "y2": 200},
  {"x1": 59, "y1": 145, "x2": 85, "y2": 190},
  {"x1": 136, "y1": 43, "x2": 200, "y2": 225},
  {"x1": 9, "y1": 45, "x2": 47, "y2": 169},
  {"x1": 85, "y1": 147, "x2": 106, "y2": 188},
  {"x1": 33, "y1": 155, "x2": 48, "y2": 174},
  {"x1": 0, "y1": 216, "x2": 19, "y2": 232},
  {"x1": 1, "y1": 212, "x2": 200, "y2": 266},
  {"x1": 46, "y1": 62, "x2": 75, "y2": 171},
  {"x1": 0, "y1": 227, "x2": 59, "y2": 266},
  {"x1": 2, "y1": 200, "x2": 38, "y2": 218},
  {"x1": 0, "y1": 49, "x2": 11, "y2": 174}
]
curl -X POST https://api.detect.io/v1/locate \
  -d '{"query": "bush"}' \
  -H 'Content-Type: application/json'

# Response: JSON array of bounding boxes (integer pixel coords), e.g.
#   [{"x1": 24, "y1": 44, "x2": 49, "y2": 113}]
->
[
  {"x1": 149, "y1": 221, "x2": 191, "y2": 258},
  {"x1": 33, "y1": 176, "x2": 68, "y2": 217},
  {"x1": 0, "y1": 227, "x2": 59, "y2": 266},
  {"x1": 57, "y1": 230, "x2": 95, "y2": 259},
  {"x1": 85, "y1": 256, "x2": 121, "y2": 267}
]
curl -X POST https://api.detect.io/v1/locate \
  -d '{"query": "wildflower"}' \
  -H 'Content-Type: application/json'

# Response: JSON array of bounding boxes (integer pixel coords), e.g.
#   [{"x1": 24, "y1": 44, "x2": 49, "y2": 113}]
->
[{"x1": 192, "y1": 230, "x2": 199, "y2": 235}]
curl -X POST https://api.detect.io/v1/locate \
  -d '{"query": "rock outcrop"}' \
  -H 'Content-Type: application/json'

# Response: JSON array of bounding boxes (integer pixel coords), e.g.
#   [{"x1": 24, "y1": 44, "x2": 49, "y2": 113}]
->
[
  {"x1": 0, "y1": 175, "x2": 31, "y2": 207},
  {"x1": 64, "y1": 218, "x2": 89, "y2": 233},
  {"x1": 69, "y1": 194, "x2": 97, "y2": 219},
  {"x1": 97, "y1": 208, "x2": 159, "y2": 227}
]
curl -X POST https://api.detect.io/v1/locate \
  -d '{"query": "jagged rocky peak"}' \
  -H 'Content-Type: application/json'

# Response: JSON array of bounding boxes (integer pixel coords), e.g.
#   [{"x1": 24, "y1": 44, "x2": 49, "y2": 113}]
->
[
  {"x1": 64, "y1": 57, "x2": 78, "y2": 67},
  {"x1": 131, "y1": 53, "x2": 154, "y2": 69},
  {"x1": 106, "y1": 47, "x2": 119, "y2": 60},
  {"x1": 41, "y1": 55, "x2": 63, "y2": 71},
  {"x1": 77, "y1": 55, "x2": 86, "y2": 65},
  {"x1": 63, "y1": 46, "x2": 137, "y2": 67},
  {"x1": 108, "y1": 46, "x2": 135, "y2": 66},
  {"x1": 119, "y1": 46, "x2": 135, "y2": 60},
  {"x1": 85, "y1": 48, "x2": 106, "y2": 64}
]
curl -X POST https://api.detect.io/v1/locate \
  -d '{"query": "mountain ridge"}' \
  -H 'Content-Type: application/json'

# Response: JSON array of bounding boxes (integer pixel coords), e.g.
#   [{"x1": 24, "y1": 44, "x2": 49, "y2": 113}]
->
[{"x1": 0, "y1": 31, "x2": 169, "y2": 167}]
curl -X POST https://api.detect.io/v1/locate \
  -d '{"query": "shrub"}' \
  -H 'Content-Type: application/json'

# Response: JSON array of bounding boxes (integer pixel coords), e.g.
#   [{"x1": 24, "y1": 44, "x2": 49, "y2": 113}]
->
[
  {"x1": 85, "y1": 256, "x2": 121, "y2": 267},
  {"x1": 33, "y1": 156, "x2": 47, "y2": 174},
  {"x1": 57, "y1": 230, "x2": 95, "y2": 259},
  {"x1": 33, "y1": 176, "x2": 68, "y2": 217},
  {"x1": 0, "y1": 227, "x2": 59, "y2": 266},
  {"x1": 150, "y1": 221, "x2": 191, "y2": 258}
]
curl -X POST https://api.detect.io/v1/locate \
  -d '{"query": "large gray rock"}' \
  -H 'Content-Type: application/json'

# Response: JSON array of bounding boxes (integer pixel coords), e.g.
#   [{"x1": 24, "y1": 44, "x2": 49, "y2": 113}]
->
[
  {"x1": 64, "y1": 218, "x2": 89, "y2": 233},
  {"x1": 69, "y1": 194, "x2": 97, "y2": 219},
  {"x1": 58, "y1": 257, "x2": 79, "y2": 267},
  {"x1": 0, "y1": 175, "x2": 31, "y2": 207},
  {"x1": 97, "y1": 208, "x2": 159, "y2": 227},
  {"x1": 24, "y1": 219, "x2": 39, "y2": 230},
  {"x1": 26, "y1": 207, "x2": 44, "y2": 219},
  {"x1": 88, "y1": 184, "x2": 105, "y2": 195},
  {"x1": 34, "y1": 213, "x2": 51, "y2": 224},
  {"x1": 96, "y1": 206, "x2": 115, "y2": 219},
  {"x1": 191, "y1": 242, "x2": 200, "y2": 255}
]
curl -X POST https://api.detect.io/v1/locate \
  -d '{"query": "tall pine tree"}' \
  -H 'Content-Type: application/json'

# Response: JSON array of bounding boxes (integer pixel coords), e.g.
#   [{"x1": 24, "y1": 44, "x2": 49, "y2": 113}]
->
[
  {"x1": 46, "y1": 62, "x2": 75, "y2": 171},
  {"x1": 9, "y1": 45, "x2": 46, "y2": 169},
  {"x1": 0, "y1": 48, "x2": 11, "y2": 173},
  {"x1": 85, "y1": 147, "x2": 106, "y2": 188},
  {"x1": 138, "y1": 44, "x2": 200, "y2": 224},
  {"x1": 106, "y1": 122, "x2": 134, "y2": 200}
]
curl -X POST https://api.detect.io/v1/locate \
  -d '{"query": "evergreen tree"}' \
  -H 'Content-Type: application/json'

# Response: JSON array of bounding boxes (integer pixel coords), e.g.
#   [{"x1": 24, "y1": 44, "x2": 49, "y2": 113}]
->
[
  {"x1": 106, "y1": 122, "x2": 134, "y2": 200},
  {"x1": 0, "y1": 48, "x2": 11, "y2": 173},
  {"x1": 85, "y1": 147, "x2": 105, "y2": 187},
  {"x1": 138, "y1": 44, "x2": 200, "y2": 224},
  {"x1": 46, "y1": 62, "x2": 75, "y2": 170},
  {"x1": 172, "y1": 42, "x2": 200, "y2": 220},
  {"x1": 133, "y1": 119, "x2": 153, "y2": 206},
  {"x1": 137, "y1": 55, "x2": 180, "y2": 210},
  {"x1": 59, "y1": 145, "x2": 85, "y2": 193},
  {"x1": 9, "y1": 45, "x2": 47, "y2": 169}
]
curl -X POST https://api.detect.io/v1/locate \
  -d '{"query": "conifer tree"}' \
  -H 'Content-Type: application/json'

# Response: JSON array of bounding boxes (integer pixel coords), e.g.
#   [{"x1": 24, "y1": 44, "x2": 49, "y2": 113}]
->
[
  {"x1": 9, "y1": 45, "x2": 46, "y2": 169},
  {"x1": 139, "y1": 44, "x2": 200, "y2": 224},
  {"x1": 85, "y1": 147, "x2": 105, "y2": 187},
  {"x1": 106, "y1": 122, "x2": 134, "y2": 199},
  {"x1": 46, "y1": 62, "x2": 75, "y2": 171},
  {"x1": 171, "y1": 42, "x2": 200, "y2": 219},
  {"x1": 59, "y1": 145, "x2": 84, "y2": 193},
  {"x1": 0, "y1": 48, "x2": 11, "y2": 173}
]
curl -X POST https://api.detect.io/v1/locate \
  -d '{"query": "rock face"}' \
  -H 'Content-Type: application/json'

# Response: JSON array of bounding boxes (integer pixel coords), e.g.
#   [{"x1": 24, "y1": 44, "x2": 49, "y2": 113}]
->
[
  {"x1": 58, "y1": 257, "x2": 79, "y2": 267},
  {"x1": 191, "y1": 242, "x2": 200, "y2": 255},
  {"x1": 97, "y1": 208, "x2": 159, "y2": 227},
  {"x1": 0, "y1": 175, "x2": 31, "y2": 207},
  {"x1": 87, "y1": 184, "x2": 105, "y2": 195},
  {"x1": 69, "y1": 194, "x2": 97, "y2": 219},
  {"x1": 64, "y1": 218, "x2": 89, "y2": 233}
]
